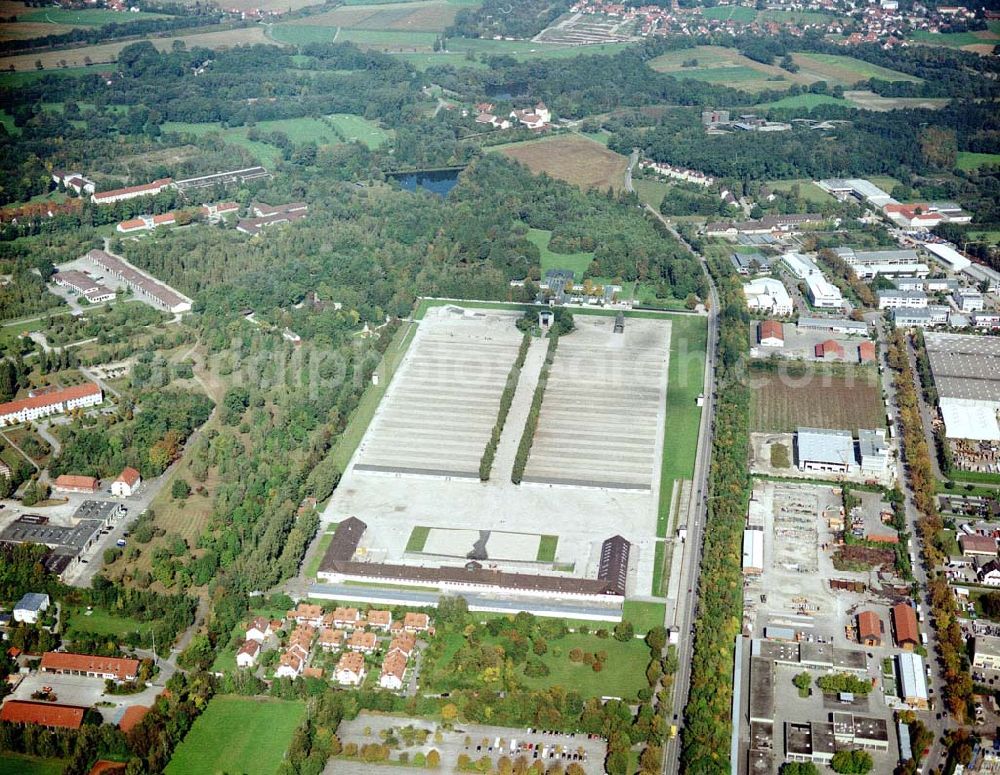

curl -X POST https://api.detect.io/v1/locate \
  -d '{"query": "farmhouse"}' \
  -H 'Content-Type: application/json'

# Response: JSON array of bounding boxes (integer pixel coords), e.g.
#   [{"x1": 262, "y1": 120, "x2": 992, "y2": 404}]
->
[
  {"x1": 335, "y1": 652, "x2": 366, "y2": 686},
  {"x1": 0, "y1": 701, "x2": 85, "y2": 730},
  {"x1": 52, "y1": 171, "x2": 95, "y2": 195},
  {"x1": 40, "y1": 652, "x2": 139, "y2": 682},
  {"x1": 92, "y1": 178, "x2": 172, "y2": 205},
  {"x1": 13, "y1": 593, "x2": 50, "y2": 624},
  {"x1": 891, "y1": 603, "x2": 919, "y2": 650},
  {"x1": 0, "y1": 382, "x2": 103, "y2": 426},
  {"x1": 111, "y1": 467, "x2": 141, "y2": 498},
  {"x1": 53, "y1": 474, "x2": 101, "y2": 494},
  {"x1": 759, "y1": 320, "x2": 784, "y2": 348}
]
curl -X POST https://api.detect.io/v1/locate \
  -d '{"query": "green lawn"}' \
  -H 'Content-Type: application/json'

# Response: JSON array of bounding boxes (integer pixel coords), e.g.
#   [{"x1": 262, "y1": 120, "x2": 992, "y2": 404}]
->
[
  {"x1": 700, "y1": 5, "x2": 756, "y2": 22},
  {"x1": 671, "y1": 65, "x2": 783, "y2": 84},
  {"x1": 0, "y1": 65, "x2": 103, "y2": 87},
  {"x1": 651, "y1": 540, "x2": 667, "y2": 596},
  {"x1": 753, "y1": 93, "x2": 849, "y2": 110},
  {"x1": 765, "y1": 179, "x2": 834, "y2": 204},
  {"x1": 527, "y1": 228, "x2": 594, "y2": 281},
  {"x1": 64, "y1": 606, "x2": 146, "y2": 639},
  {"x1": 0, "y1": 754, "x2": 66, "y2": 775},
  {"x1": 622, "y1": 600, "x2": 666, "y2": 634},
  {"x1": 909, "y1": 23, "x2": 1000, "y2": 48},
  {"x1": 0, "y1": 109, "x2": 18, "y2": 136},
  {"x1": 937, "y1": 529, "x2": 960, "y2": 558},
  {"x1": 969, "y1": 230, "x2": 1000, "y2": 246},
  {"x1": 20, "y1": 8, "x2": 170, "y2": 24},
  {"x1": 518, "y1": 632, "x2": 649, "y2": 699},
  {"x1": 957, "y1": 151, "x2": 1000, "y2": 171},
  {"x1": 657, "y1": 314, "x2": 708, "y2": 537},
  {"x1": 327, "y1": 113, "x2": 390, "y2": 149},
  {"x1": 792, "y1": 52, "x2": 922, "y2": 85},
  {"x1": 304, "y1": 524, "x2": 339, "y2": 578},
  {"x1": 165, "y1": 696, "x2": 305, "y2": 775},
  {"x1": 405, "y1": 525, "x2": 431, "y2": 552},
  {"x1": 536, "y1": 535, "x2": 558, "y2": 562},
  {"x1": 633, "y1": 178, "x2": 671, "y2": 211}
]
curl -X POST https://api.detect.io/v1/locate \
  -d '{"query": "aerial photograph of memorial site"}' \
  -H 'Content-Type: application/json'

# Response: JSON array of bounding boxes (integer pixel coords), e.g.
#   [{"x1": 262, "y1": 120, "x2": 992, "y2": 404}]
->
[{"x1": 0, "y1": 0, "x2": 998, "y2": 772}]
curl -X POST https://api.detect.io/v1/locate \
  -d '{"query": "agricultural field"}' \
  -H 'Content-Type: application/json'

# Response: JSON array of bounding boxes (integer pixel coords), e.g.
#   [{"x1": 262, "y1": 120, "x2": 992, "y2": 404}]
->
[
  {"x1": 0, "y1": 25, "x2": 274, "y2": 70},
  {"x1": 909, "y1": 22, "x2": 1000, "y2": 53},
  {"x1": 165, "y1": 696, "x2": 306, "y2": 775},
  {"x1": 750, "y1": 368, "x2": 884, "y2": 433},
  {"x1": 17, "y1": 8, "x2": 171, "y2": 25},
  {"x1": 842, "y1": 89, "x2": 948, "y2": 111},
  {"x1": 752, "y1": 93, "x2": 849, "y2": 110},
  {"x1": 284, "y1": 0, "x2": 462, "y2": 32},
  {"x1": 648, "y1": 45, "x2": 807, "y2": 92},
  {"x1": 791, "y1": 52, "x2": 922, "y2": 87},
  {"x1": 496, "y1": 134, "x2": 629, "y2": 192},
  {"x1": 957, "y1": 151, "x2": 1000, "y2": 171},
  {"x1": 755, "y1": 9, "x2": 834, "y2": 24},
  {"x1": 527, "y1": 228, "x2": 594, "y2": 281}
]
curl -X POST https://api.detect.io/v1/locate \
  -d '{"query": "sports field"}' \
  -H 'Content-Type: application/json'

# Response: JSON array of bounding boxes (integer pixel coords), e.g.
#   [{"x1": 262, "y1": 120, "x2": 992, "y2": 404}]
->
[
  {"x1": 791, "y1": 52, "x2": 921, "y2": 86},
  {"x1": 957, "y1": 151, "x2": 1000, "y2": 171},
  {"x1": 750, "y1": 368, "x2": 884, "y2": 433},
  {"x1": 496, "y1": 134, "x2": 629, "y2": 191},
  {"x1": 527, "y1": 228, "x2": 594, "y2": 281},
  {"x1": 165, "y1": 696, "x2": 305, "y2": 775}
]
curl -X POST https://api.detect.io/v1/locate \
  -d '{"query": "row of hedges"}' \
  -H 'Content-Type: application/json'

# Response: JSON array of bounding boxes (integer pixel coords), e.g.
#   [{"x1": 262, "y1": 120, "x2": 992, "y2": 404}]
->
[
  {"x1": 479, "y1": 332, "x2": 531, "y2": 481},
  {"x1": 511, "y1": 332, "x2": 560, "y2": 484},
  {"x1": 681, "y1": 262, "x2": 751, "y2": 773}
]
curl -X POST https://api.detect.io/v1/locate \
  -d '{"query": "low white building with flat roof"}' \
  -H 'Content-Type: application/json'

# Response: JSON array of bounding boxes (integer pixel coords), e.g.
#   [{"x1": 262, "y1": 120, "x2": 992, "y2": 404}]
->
[
  {"x1": 796, "y1": 427, "x2": 855, "y2": 473},
  {"x1": 973, "y1": 635, "x2": 1000, "y2": 670},
  {"x1": 955, "y1": 289, "x2": 985, "y2": 312},
  {"x1": 878, "y1": 290, "x2": 927, "y2": 310}
]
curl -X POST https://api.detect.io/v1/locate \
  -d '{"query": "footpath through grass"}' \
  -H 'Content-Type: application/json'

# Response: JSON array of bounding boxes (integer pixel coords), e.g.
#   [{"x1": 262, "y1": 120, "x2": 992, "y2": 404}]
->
[
  {"x1": 657, "y1": 314, "x2": 708, "y2": 537},
  {"x1": 165, "y1": 696, "x2": 305, "y2": 775}
]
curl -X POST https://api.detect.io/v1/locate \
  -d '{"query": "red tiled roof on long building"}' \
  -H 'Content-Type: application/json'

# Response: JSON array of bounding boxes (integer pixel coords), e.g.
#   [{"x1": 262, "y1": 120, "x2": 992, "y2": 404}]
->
[
  {"x1": 41, "y1": 651, "x2": 139, "y2": 681},
  {"x1": 891, "y1": 603, "x2": 919, "y2": 646},
  {"x1": 0, "y1": 700, "x2": 85, "y2": 729},
  {"x1": 0, "y1": 382, "x2": 101, "y2": 418}
]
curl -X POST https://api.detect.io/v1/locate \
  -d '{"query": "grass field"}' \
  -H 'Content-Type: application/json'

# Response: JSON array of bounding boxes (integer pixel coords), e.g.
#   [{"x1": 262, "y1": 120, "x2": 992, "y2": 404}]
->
[
  {"x1": 497, "y1": 134, "x2": 629, "y2": 192},
  {"x1": 0, "y1": 754, "x2": 67, "y2": 775},
  {"x1": 304, "y1": 524, "x2": 338, "y2": 577},
  {"x1": 700, "y1": 5, "x2": 756, "y2": 22},
  {"x1": 0, "y1": 25, "x2": 275, "y2": 70},
  {"x1": 765, "y1": 179, "x2": 833, "y2": 204},
  {"x1": 517, "y1": 632, "x2": 649, "y2": 699},
  {"x1": 753, "y1": 93, "x2": 849, "y2": 110},
  {"x1": 536, "y1": 535, "x2": 558, "y2": 562},
  {"x1": 65, "y1": 606, "x2": 146, "y2": 638},
  {"x1": 527, "y1": 228, "x2": 594, "y2": 281},
  {"x1": 649, "y1": 45, "x2": 805, "y2": 92},
  {"x1": 957, "y1": 151, "x2": 1000, "y2": 171},
  {"x1": 657, "y1": 314, "x2": 708, "y2": 537},
  {"x1": 633, "y1": 178, "x2": 671, "y2": 211},
  {"x1": 750, "y1": 367, "x2": 884, "y2": 432},
  {"x1": 970, "y1": 230, "x2": 1000, "y2": 246},
  {"x1": 166, "y1": 696, "x2": 305, "y2": 775},
  {"x1": 405, "y1": 525, "x2": 431, "y2": 552},
  {"x1": 327, "y1": 113, "x2": 390, "y2": 148},
  {"x1": 756, "y1": 9, "x2": 834, "y2": 24},
  {"x1": 19, "y1": 8, "x2": 171, "y2": 25},
  {"x1": 651, "y1": 541, "x2": 667, "y2": 597},
  {"x1": 909, "y1": 22, "x2": 1000, "y2": 51},
  {"x1": 791, "y1": 52, "x2": 921, "y2": 86},
  {"x1": 622, "y1": 600, "x2": 666, "y2": 634}
]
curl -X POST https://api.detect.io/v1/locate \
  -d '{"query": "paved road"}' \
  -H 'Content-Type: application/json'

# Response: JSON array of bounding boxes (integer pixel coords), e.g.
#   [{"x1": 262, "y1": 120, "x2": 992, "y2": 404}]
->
[
  {"x1": 875, "y1": 318, "x2": 949, "y2": 771},
  {"x1": 641, "y1": 214, "x2": 719, "y2": 775}
]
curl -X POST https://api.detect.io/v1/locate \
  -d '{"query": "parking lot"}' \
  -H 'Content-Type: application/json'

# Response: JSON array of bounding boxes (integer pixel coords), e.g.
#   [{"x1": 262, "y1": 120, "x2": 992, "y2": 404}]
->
[
  {"x1": 750, "y1": 321, "x2": 871, "y2": 363},
  {"x1": 6, "y1": 671, "x2": 161, "y2": 723},
  {"x1": 334, "y1": 712, "x2": 607, "y2": 774}
]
